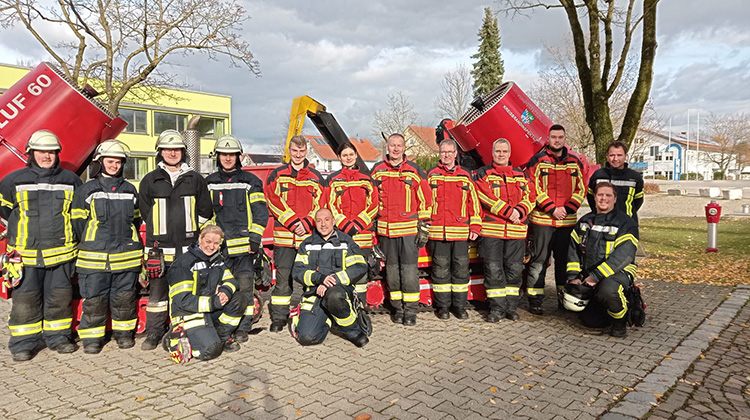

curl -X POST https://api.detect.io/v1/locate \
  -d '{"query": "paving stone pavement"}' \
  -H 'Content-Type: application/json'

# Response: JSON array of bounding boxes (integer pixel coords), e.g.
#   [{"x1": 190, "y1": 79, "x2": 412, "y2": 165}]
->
[
  {"x1": 0, "y1": 279, "x2": 741, "y2": 420},
  {"x1": 642, "y1": 285, "x2": 750, "y2": 420}
]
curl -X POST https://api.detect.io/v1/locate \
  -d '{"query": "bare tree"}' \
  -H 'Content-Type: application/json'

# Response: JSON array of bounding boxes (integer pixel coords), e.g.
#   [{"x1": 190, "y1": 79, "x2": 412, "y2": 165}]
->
[
  {"x1": 0, "y1": 0, "x2": 259, "y2": 115},
  {"x1": 705, "y1": 113, "x2": 750, "y2": 178},
  {"x1": 373, "y1": 91, "x2": 418, "y2": 138},
  {"x1": 434, "y1": 64, "x2": 474, "y2": 122},
  {"x1": 500, "y1": 0, "x2": 659, "y2": 164}
]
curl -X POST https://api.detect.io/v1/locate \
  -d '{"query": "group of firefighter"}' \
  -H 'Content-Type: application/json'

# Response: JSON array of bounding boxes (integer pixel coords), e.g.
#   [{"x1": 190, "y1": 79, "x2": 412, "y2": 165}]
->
[{"x1": 0, "y1": 122, "x2": 644, "y2": 363}]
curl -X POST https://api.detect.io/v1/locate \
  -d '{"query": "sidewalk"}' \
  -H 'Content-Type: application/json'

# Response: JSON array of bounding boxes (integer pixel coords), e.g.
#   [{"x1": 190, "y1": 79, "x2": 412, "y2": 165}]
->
[{"x1": 0, "y1": 279, "x2": 745, "y2": 419}]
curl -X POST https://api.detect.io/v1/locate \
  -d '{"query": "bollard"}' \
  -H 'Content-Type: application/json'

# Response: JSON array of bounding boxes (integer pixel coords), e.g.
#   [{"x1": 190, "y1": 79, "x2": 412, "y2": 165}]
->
[{"x1": 705, "y1": 201, "x2": 722, "y2": 252}]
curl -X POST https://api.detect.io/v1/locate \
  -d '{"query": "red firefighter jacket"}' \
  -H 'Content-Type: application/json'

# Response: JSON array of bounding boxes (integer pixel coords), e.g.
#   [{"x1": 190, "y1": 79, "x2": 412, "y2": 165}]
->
[
  {"x1": 265, "y1": 160, "x2": 326, "y2": 248},
  {"x1": 327, "y1": 166, "x2": 379, "y2": 249},
  {"x1": 426, "y1": 162, "x2": 481, "y2": 241},
  {"x1": 474, "y1": 163, "x2": 535, "y2": 240},
  {"x1": 524, "y1": 146, "x2": 585, "y2": 228},
  {"x1": 371, "y1": 156, "x2": 431, "y2": 238}
]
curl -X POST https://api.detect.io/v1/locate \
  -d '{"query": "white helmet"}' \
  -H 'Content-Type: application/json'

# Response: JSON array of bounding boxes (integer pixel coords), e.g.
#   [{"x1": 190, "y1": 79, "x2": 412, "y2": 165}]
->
[
  {"x1": 155, "y1": 130, "x2": 186, "y2": 150},
  {"x1": 94, "y1": 140, "x2": 131, "y2": 161},
  {"x1": 213, "y1": 135, "x2": 243, "y2": 154},
  {"x1": 562, "y1": 283, "x2": 594, "y2": 312},
  {"x1": 26, "y1": 130, "x2": 62, "y2": 153}
]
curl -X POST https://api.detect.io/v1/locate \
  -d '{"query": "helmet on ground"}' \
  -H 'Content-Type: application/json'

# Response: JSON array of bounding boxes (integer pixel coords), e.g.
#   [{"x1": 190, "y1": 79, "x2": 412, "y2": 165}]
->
[
  {"x1": 94, "y1": 140, "x2": 131, "y2": 161},
  {"x1": 155, "y1": 129, "x2": 186, "y2": 150},
  {"x1": 562, "y1": 282, "x2": 594, "y2": 312},
  {"x1": 213, "y1": 135, "x2": 243, "y2": 155},
  {"x1": 26, "y1": 130, "x2": 62, "y2": 153}
]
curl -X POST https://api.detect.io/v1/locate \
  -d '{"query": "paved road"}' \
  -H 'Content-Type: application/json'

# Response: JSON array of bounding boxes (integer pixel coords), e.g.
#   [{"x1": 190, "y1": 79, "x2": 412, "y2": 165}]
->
[{"x1": 0, "y1": 278, "x2": 745, "y2": 419}]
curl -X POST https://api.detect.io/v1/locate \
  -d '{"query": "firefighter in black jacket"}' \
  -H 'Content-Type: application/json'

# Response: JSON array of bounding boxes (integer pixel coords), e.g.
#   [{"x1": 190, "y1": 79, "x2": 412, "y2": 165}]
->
[
  {"x1": 586, "y1": 141, "x2": 644, "y2": 230},
  {"x1": 205, "y1": 135, "x2": 268, "y2": 343},
  {"x1": 71, "y1": 140, "x2": 143, "y2": 354},
  {"x1": 167, "y1": 225, "x2": 243, "y2": 361},
  {"x1": 138, "y1": 130, "x2": 213, "y2": 350},
  {"x1": 0, "y1": 130, "x2": 82, "y2": 361},
  {"x1": 291, "y1": 208, "x2": 370, "y2": 347},
  {"x1": 566, "y1": 182, "x2": 639, "y2": 337}
]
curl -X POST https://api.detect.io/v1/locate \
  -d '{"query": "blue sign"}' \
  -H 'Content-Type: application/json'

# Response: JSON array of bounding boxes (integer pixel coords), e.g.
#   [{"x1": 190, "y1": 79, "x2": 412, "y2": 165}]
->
[
  {"x1": 630, "y1": 162, "x2": 648, "y2": 169},
  {"x1": 664, "y1": 143, "x2": 683, "y2": 180}
]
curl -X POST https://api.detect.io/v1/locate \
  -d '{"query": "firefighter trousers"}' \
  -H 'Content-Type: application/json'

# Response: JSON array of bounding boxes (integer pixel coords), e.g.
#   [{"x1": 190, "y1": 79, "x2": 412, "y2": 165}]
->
[
  {"x1": 144, "y1": 268, "x2": 170, "y2": 338},
  {"x1": 354, "y1": 247, "x2": 371, "y2": 305},
  {"x1": 579, "y1": 272, "x2": 632, "y2": 328},
  {"x1": 78, "y1": 271, "x2": 138, "y2": 345},
  {"x1": 226, "y1": 253, "x2": 257, "y2": 333},
  {"x1": 294, "y1": 284, "x2": 363, "y2": 346},
  {"x1": 8, "y1": 262, "x2": 74, "y2": 354},
  {"x1": 481, "y1": 237, "x2": 524, "y2": 314},
  {"x1": 525, "y1": 224, "x2": 574, "y2": 306},
  {"x1": 428, "y1": 240, "x2": 470, "y2": 310},
  {"x1": 378, "y1": 235, "x2": 420, "y2": 315},
  {"x1": 270, "y1": 246, "x2": 297, "y2": 323}
]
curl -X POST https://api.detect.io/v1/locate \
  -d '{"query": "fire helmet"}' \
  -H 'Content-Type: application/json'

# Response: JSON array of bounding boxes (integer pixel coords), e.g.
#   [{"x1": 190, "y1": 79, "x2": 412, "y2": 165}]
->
[
  {"x1": 562, "y1": 282, "x2": 595, "y2": 312},
  {"x1": 94, "y1": 140, "x2": 131, "y2": 161},
  {"x1": 155, "y1": 130, "x2": 186, "y2": 150},
  {"x1": 213, "y1": 135, "x2": 243, "y2": 154},
  {"x1": 25, "y1": 130, "x2": 62, "y2": 153}
]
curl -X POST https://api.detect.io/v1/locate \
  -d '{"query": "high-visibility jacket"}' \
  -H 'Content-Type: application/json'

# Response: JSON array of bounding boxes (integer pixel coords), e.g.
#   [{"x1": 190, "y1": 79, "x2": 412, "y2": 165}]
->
[
  {"x1": 0, "y1": 165, "x2": 82, "y2": 267},
  {"x1": 327, "y1": 166, "x2": 379, "y2": 249},
  {"x1": 205, "y1": 168, "x2": 268, "y2": 256},
  {"x1": 426, "y1": 162, "x2": 481, "y2": 241},
  {"x1": 474, "y1": 162, "x2": 535, "y2": 240},
  {"x1": 265, "y1": 160, "x2": 326, "y2": 249},
  {"x1": 525, "y1": 146, "x2": 585, "y2": 228},
  {"x1": 292, "y1": 228, "x2": 366, "y2": 290},
  {"x1": 371, "y1": 156, "x2": 431, "y2": 238},
  {"x1": 567, "y1": 208, "x2": 638, "y2": 284},
  {"x1": 587, "y1": 163, "x2": 644, "y2": 223},
  {"x1": 71, "y1": 175, "x2": 143, "y2": 273},
  {"x1": 168, "y1": 244, "x2": 239, "y2": 321},
  {"x1": 139, "y1": 163, "x2": 213, "y2": 263}
]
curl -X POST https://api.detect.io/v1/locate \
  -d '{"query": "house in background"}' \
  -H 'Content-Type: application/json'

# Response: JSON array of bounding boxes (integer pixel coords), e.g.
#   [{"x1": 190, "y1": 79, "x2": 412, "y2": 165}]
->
[
  {"x1": 305, "y1": 135, "x2": 382, "y2": 171},
  {"x1": 404, "y1": 125, "x2": 440, "y2": 157}
]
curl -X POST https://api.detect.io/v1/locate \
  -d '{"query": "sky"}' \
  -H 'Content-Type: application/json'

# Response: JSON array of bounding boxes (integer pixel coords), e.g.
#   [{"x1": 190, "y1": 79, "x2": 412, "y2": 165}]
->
[{"x1": 0, "y1": 0, "x2": 748, "y2": 152}]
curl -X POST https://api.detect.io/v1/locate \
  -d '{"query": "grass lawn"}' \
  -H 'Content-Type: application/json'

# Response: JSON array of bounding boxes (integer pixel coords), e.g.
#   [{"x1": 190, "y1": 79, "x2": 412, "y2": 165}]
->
[{"x1": 638, "y1": 217, "x2": 750, "y2": 286}]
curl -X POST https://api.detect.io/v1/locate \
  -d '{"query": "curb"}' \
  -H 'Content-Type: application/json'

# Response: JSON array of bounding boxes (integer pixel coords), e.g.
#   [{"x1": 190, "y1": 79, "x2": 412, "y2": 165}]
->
[{"x1": 600, "y1": 284, "x2": 750, "y2": 420}]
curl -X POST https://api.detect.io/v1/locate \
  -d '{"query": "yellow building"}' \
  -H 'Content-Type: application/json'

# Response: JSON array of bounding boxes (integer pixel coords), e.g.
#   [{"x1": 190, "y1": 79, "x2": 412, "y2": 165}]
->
[{"x1": 0, "y1": 62, "x2": 232, "y2": 185}]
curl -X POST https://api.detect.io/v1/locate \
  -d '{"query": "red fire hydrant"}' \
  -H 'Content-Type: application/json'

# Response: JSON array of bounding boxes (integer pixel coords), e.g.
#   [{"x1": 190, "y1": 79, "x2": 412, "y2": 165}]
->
[{"x1": 705, "y1": 201, "x2": 722, "y2": 252}]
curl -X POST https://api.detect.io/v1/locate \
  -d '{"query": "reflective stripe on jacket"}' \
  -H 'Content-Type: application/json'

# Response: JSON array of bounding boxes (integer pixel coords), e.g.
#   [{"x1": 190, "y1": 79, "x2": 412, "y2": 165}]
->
[
  {"x1": 292, "y1": 228, "x2": 366, "y2": 289},
  {"x1": 586, "y1": 164, "x2": 644, "y2": 223},
  {"x1": 427, "y1": 162, "x2": 481, "y2": 241},
  {"x1": 371, "y1": 156, "x2": 431, "y2": 238},
  {"x1": 525, "y1": 146, "x2": 585, "y2": 227},
  {"x1": 327, "y1": 166, "x2": 379, "y2": 249},
  {"x1": 474, "y1": 163, "x2": 534, "y2": 239}
]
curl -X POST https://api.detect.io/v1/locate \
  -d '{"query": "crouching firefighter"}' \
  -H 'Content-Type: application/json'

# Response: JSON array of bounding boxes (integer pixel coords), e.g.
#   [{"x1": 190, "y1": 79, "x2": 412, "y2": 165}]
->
[
  {"x1": 564, "y1": 182, "x2": 639, "y2": 338},
  {"x1": 206, "y1": 135, "x2": 268, "y2": 343},
  {"x1": 290, "y1": 208, "x2": 371, "y2": 347},
  {"x1": 0, "y1": 130, "x2": 82, "y2": 361},
  {"x1": 167, "y1": 225, "x2": 244, "y2": 362},
  {"x1": 71, "y1": 140, "x2": 143, "y2": 354}
]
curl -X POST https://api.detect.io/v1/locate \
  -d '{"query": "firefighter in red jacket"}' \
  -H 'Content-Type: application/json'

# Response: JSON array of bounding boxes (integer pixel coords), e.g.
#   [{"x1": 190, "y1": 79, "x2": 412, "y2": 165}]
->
[
  {"x1": 524, "y1": 124, "x2": 585, "y2": 315},
  {"x1": 371, "y1": 133, "x2": 432, "y2": 326},
  {"x1": 265, "y1": 135, "x2": 326, "y2": 332},
  {"x1": 474, "y1": 138, "x2": 534, "y2": 322},
  {"x1": 426, "y1": 139, "x2": 481, "y2": 320},
  {"x1": 327, "y1": 142, "x2": 379, "y2": 304}
]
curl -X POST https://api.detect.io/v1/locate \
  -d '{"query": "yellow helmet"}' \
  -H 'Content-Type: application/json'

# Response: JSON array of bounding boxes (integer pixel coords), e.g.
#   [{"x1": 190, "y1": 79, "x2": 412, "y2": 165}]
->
[
  {"x1": 94, "y1": 140, "x2": 131, "y2": 161},
  {"x1": 155, "y1": 129, "x2": 186, "y2": 150},
  {"x1": 25, "y1": 130, "x2": 62, "y2": 153},
  {"x1": 213, "y1": 135, "x2": 243, "y2": 154}
]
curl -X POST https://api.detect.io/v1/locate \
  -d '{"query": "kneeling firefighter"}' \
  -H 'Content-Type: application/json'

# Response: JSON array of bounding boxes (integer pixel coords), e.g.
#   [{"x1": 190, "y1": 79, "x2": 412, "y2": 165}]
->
[
  {"x1": 565, "y1": 181, "x2": 639, "y2": 337},
  {"x1": 71, "y1": 140, "x2": 143, "y2": 353},
  {"x1": 167, "y1": 225, "x2": 245, "y2": 362},
  {"x1": 290, "y1": 208, "x2": 371, "y2": 347}
]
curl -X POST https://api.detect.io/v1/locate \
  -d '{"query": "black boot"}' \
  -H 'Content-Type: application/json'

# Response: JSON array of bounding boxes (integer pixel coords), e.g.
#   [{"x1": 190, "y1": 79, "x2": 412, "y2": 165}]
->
[{"x1": 610, "y1": 318, "x2": 627, "y2": 338}]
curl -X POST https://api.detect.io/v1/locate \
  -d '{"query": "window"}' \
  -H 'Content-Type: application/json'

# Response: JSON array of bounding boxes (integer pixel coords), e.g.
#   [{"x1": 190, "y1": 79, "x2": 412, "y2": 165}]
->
[
  {"x1": 655, "y1": 155, "x2": 662, "y2": 161},
  {"x1": 123, "y1": 157, "x2": 149, "y2": 181},
  {"x1": 194, "y1": 116, "x2": 226, "y2": 139},
  {"x1": 119, "y1": 108, "x2": 148, "y2": 134},
  {"x1": 649, "y1": 146, "x2": 659, "y2": 156},
  {"x1": 154, "y1": 112, "x2": 187, "y2": 135}
]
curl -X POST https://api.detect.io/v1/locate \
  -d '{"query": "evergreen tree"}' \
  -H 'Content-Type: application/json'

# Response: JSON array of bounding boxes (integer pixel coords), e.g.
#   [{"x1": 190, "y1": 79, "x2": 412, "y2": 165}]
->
[{"x1": 471, "y1": 7, "x2": 505, "y2": 97}]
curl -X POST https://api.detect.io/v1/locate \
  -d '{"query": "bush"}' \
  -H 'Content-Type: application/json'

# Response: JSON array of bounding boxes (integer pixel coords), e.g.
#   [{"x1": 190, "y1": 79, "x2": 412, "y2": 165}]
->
[
  {"x1": 679, "y1": 172, "x2": 704, "y2": 180},
  {"x1": 643, "y1": 183, "x2": 660, "y2": 194},
  {"x1": 713, "y1": 171, "x2": 725, "y2": 180},
  {"x1": 653, "y1": 174, "x2": 668, "y2": 180}
]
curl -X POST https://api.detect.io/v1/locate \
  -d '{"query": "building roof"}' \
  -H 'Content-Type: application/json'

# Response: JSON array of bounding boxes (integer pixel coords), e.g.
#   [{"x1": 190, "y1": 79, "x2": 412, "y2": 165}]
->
[
  {"x1": 640, "y1": 129, "x2": 723, "y2": 151},
  {"x1": 304, "y1": 135, "x2": 382, "y2": 162},
  {"x1": 407, "y1": 125, "x2": 439, "y2": 152}
]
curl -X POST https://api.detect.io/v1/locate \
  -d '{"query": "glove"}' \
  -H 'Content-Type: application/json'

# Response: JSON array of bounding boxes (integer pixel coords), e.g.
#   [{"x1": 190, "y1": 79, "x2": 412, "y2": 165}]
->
[
  {"x1": 167, "y1": 324, "x2": 192, "y2": 364},
  {"x1": 254, "y1": 251, "x2": 273, "y2": 289},
  {"x1": 1, "y1": 250, "x2": 23, "y2": 289},
  {"x1": 249, "y1": 240, "x2": 260, "y2": 254},
  {"x1": 415, "y1": 221, "x2": 430, "y2": 249},
  {"x1": 145, "y1": 247, "x2": 165, "y2": 279},
  {"x1": 138, "y1": 265, "x2": 150, "y2": 288}
]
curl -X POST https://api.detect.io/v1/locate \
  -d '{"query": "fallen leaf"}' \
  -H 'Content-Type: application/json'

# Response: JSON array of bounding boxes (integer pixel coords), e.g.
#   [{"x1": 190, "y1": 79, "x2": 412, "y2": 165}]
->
[
  {"x1": 236, "y1": 384, "x2": 243, "y2": 388},
  {"x1": 622, "y1": 387, "x2": 628, "y2": 392},
  {"x1": 457, "y1": 360, "x2": 464, "y2": 364},
  {"x1": 700, "y1": 354, "x2": 706, "y2": 359},
  {"x1": 353, "y1": 415, "x2": 372, "y2": 420},
  {"x1": 542, "y1": 369, "x2": 547, "y2": 374},
  {"x1": 296, "y1": 410, "x2": 302, "y2": 415},
  {"x1": 288, "y1": 400, "x2": 294, "y2": 404},
  {"x1": 135, "y1": 398, "x2": 144, "y2": 402},
  {"x1": 653, "y1": 394, "x2": 663, "y2": 398},
  {"x1": 490, "y1": 399, "x2": 496, "y2": 405},
  {"x1": 510, "y1": 400, "x2": 519, "y2": 404},
  {"x1": 603, "y1": 390, "x2": 609, "y2": 394},
  {"x1": 490, "y1": 387, "x2": 497, "y2": 393},
  {"x1": 508, "y1": 379, "x2": 517, "y2": 383},
  {"x1": 513, "y1": 355, "x2": 523, "y2": 360},
  {"x1": 390, "y1": 398, "x2": 399, "y2": 404},
  {"x1": 461, "y1": 328, "x2": 469, "y2": 331},
  {"x1": 238, "y1": 394, "x2": 250, "y2": 399},
  {"x1": 226, "y1": 406, "x2": 240, "y2": 412},
  {"x1": 664, "y1": 355, "x2": 672, "y2": 359},
  {"x1": 524, "y1": 372, "x2": 534, "y2": 377},
  {"x1": 524, "y1": 384, "x2": 533, "y2": 388}
]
